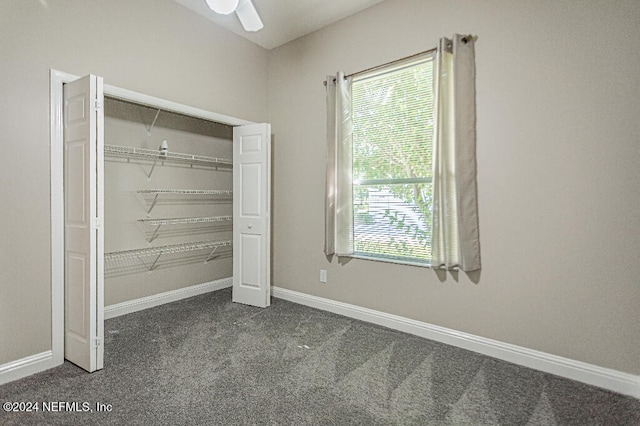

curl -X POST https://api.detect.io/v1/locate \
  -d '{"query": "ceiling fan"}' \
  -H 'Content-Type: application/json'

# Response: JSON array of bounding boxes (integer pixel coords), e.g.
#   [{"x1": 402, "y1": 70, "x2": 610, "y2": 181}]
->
[{"x1": 204, "y1": 0, "x2": 264, "y2": 32}]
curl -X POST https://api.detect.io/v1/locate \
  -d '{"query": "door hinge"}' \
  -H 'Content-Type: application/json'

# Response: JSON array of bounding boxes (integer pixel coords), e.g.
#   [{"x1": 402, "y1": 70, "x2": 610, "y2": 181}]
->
[
  {"x1": 94, "y1": 100, "x2": 103, "y2": 109},
  {"x1": 91, "y1": 217, "x2": 103, "y2": 230},
  {"x1": 94, "y1": 337, "x2": 102, "y2": 349}
]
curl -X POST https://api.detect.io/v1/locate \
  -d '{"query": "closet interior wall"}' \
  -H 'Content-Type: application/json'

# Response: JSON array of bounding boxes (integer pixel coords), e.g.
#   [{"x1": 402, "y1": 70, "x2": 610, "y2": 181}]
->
[{"x1": 104, "y1": 97, "x2": 233, "y2": 306}]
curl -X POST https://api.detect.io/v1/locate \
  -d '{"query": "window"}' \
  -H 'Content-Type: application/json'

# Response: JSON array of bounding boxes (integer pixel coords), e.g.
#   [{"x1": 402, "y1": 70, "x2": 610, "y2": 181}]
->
[
  {"x1": 327, "y1": 35, "x2": 479, "y2": 270},
  {"x1": 351, "y1": 53, "x2": 434, "y2": 265}
]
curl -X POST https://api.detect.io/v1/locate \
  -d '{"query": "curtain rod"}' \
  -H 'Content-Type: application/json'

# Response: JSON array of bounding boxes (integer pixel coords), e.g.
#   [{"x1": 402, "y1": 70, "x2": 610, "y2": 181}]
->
[
  {"x1": 323, "y1": 46, "x2": 437, "y2": 86},
  {"x1": 348, "y1": 47, "x2": 437, "y2": 79}
]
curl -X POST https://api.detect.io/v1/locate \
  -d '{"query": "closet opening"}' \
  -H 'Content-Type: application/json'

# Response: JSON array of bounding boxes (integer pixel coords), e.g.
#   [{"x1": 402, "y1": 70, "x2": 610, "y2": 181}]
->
[
  {"x1": 51, "y1": 70, "x2": 271, "y2": 373},
  {"x1": 103, "y1": 97, "x2": 235, "y2": 309}
]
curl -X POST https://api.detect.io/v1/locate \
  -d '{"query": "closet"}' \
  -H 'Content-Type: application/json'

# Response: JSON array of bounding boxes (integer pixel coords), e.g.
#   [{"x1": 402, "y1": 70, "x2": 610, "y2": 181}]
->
[
  {"x1": 57, "y1": 73, "x2": 270, "y2": 374},
  {"x1": 103, "y1": 98, "x2": 234, "y2": 305}
]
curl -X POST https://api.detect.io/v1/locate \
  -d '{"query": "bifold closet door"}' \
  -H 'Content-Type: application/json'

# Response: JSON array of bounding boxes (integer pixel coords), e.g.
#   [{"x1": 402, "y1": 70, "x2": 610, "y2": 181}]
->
[
  {"x1": 232, "y1": 123, "x2": 271, "y2": 308},
  {"x1": 63, "y1": 74, "x2": 104, "y2": 372}
]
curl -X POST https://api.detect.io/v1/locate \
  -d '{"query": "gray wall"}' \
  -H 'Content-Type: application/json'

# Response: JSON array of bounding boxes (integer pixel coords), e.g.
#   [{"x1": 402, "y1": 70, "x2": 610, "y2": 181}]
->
[
  {"x1": 267, "y1": 0, "x2": 640, "y2": 375},
  {"x1": 0, "y1": 0, "x2": 267, "y2": 364}
]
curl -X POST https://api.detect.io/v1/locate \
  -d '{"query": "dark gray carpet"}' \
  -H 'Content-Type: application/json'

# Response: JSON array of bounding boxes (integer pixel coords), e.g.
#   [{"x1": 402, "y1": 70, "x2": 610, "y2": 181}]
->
[{"x1": 1, "y1": 288, "x2": 638, "y2": 425}]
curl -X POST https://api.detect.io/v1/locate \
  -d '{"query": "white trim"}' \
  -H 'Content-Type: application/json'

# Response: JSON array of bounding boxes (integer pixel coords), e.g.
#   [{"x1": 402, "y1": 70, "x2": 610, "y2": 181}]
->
[
  {"x1": 105, "y1": 85, "x2": 254, "y2": 127},
  {"x1": 50, "y1": 70, "x2": 254, "y2": 126},
  {"x1": 50, "y1": 69, "x2": 66, "y2": 368},
  {"x1": 272, "y1": 286, "x2": 640, "y2": 399},
  {"x1": 0, "y1": 351, "x2": 56, "y2": 386},
  {"x1": 104, "y1": 278, "x2": 232, "y2": 319}
]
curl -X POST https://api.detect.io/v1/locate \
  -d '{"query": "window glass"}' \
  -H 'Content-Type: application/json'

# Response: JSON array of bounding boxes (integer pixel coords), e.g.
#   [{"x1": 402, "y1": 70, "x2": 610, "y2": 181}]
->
[{"x1": 351, "y1": 54, "x2": 434, "y2": 264}]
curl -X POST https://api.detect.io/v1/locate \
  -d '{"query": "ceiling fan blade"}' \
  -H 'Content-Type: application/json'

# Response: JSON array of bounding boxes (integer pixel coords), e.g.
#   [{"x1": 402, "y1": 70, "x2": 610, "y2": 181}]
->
[{"x1": 235, "y1": 0, "x2": 263, "y2": 32}]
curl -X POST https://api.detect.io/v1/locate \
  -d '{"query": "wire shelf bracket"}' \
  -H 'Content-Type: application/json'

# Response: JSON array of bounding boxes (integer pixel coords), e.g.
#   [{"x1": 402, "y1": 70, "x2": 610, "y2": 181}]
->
[
  {"x1": 144, "y1": 108, "x2": 161, "y2": 135},
  {"x1": 205, "y1": 245, "x2": 220, "y2": 263}
]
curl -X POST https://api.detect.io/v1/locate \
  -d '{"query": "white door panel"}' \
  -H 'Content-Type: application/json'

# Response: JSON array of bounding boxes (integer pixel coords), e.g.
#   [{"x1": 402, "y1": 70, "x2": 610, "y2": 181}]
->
[
  {"x1": 240, "y1": 163, "x2": 262, "y2": 217},
  {"x1": 240, "y1": 233, "x2": 262, "y2": 288},
  {"x1": 233, "y1": 123, "x2": 271, "y2": 308},
  {"x1": 64, "y1": 74, "x2": 104, "y2": 372}
]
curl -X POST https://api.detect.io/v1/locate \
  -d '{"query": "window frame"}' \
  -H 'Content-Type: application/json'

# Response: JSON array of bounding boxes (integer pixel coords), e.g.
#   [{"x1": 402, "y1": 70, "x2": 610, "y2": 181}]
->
[{"x1": 350, "y1": 52, "x2": 435, "y2": 267}]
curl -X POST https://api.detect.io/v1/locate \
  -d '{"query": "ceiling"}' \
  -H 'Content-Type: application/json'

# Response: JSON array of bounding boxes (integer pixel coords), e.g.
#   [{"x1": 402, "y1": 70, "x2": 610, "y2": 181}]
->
[{"x1": 173, "y1": 0, "x2": 386, "y2": 50}]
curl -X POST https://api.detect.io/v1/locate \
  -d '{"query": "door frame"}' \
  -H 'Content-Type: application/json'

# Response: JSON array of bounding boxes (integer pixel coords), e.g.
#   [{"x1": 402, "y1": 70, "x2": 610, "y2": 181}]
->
[{"x1": 50, "y1": 69, "x2": 257, "y2": 366}]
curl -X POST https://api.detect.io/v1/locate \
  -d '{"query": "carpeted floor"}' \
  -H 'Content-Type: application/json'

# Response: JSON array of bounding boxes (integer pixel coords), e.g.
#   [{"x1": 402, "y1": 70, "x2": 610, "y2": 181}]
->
[{"x1": 1, "y1": 288, "x2": 638, "y2": 425}]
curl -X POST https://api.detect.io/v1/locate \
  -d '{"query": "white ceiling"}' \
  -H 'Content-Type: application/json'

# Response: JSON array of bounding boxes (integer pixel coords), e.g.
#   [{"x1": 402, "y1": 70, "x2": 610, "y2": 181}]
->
[{"x1": 173, "y1": 0, "x2": 386, "y2": 50}]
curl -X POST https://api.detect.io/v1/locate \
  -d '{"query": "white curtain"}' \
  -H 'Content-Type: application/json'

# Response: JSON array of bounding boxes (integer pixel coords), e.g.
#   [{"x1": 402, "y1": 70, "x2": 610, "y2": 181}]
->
[
  {"x1": 432, "y1": 34, "x2": 481, "y2": 271},
  {"x1": 325, "y1": 72, "x2": 354, "y2": 256}
]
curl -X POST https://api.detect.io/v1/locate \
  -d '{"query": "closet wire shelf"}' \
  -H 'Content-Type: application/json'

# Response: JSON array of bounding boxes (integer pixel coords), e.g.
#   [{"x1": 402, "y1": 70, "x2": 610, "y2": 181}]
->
[
  {"x1": 105, "y1": 144, "x2": 233, "y2": 177},
  {"x1": 105, "y1": 240, "x2": 232, "y2": 276},
  {"x1": 138, "y1": 189, "x2": 233, "y2": 215},
  {"x1": 139, "y1": 215, "x2": 233, "y2": 242}
]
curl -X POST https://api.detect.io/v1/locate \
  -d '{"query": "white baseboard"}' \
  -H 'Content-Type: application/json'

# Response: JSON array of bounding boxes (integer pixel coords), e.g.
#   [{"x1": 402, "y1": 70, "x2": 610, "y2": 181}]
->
[
  {"x1": 0, "y1": 351, "x2": 60, "y2": 386},
  {"x1": 272, "y1": 286, "x2": 640, "y2": 399},
  {"x1": 105, "y1": 277, "x2": 232, "y2": 319},
  {"x1": 4, "y1": 282, "x2": 636, "y2": 398}
]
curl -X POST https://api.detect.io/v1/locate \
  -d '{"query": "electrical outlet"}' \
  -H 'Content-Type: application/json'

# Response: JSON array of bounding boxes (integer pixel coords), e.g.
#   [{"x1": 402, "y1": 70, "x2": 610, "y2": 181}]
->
[{"x1": 320, "y1": 269, "x2": 327, "y2": 283}]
